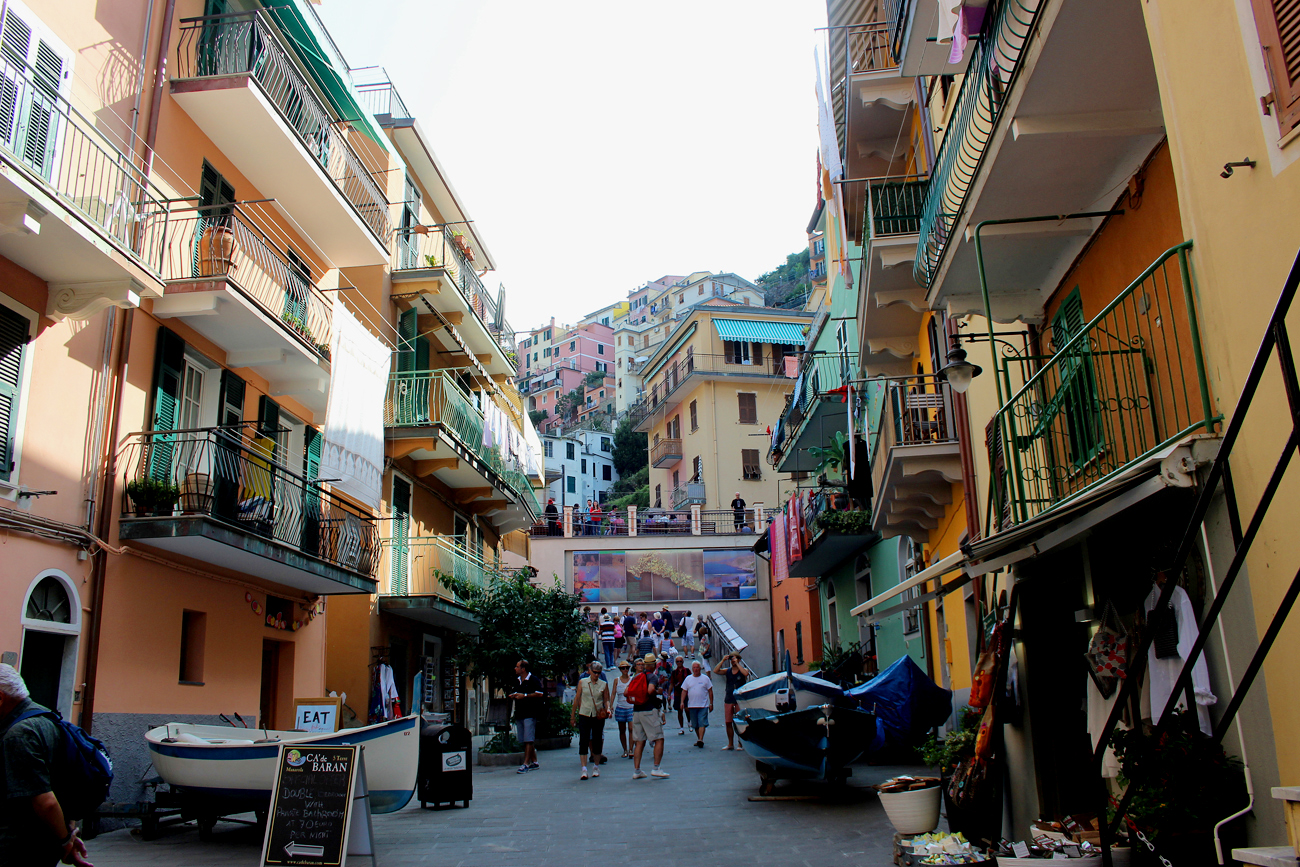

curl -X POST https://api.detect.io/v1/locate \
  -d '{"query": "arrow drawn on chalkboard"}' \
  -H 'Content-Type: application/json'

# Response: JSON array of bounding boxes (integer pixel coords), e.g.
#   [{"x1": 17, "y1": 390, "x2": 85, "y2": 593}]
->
[{"x1": 284, "y1": 840, "x2": 326, "y2": 857}]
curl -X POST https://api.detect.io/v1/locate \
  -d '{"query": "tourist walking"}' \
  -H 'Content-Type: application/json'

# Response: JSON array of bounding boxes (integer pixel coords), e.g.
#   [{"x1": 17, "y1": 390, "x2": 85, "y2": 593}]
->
[
  {"x1": 682, "y1": 610, "x2": 697, "y2": 652},
  {"x1": 510, "y1": 659, "x2": 546, "y2": 773},
  {"x1": 0, "y1": 664, "x2": 94, "y2": 867},
  {"x1": 650, "y1": 611, "x2": 666, "y2": 652},
  {"x1": 669, "y1": 655, "x2": 689, "y2": 735},
  {"x1": 570, "y1": 662, "x2": 610, "y2": 780},
  {"x1": 631, "y1": 654, "x2": 669, "y2": 779},
  {"x1": 696, "y1": 618, "x2": 712, "y2": 659},
  {"x1": 681, "y1": 660, "x2": 714, "y2": 748},
  {"x1": 635, "y1": 624, "x2": 656, "y2": 660},
  {"x1": 731, "y1": 491, "x2": 747, "y2": 530},
  {"x1": 714, "y1": 652, "x2": 751, "y2": 750},
  {"x1": 599, "y1": 615, "x2": 616, "y2": 669},
  {"x1": 622, "y1": 608, "x2": 637, "y2": 660},
  {"x1": 611, "y1": 660, "x2": 635, "y2": 758}
]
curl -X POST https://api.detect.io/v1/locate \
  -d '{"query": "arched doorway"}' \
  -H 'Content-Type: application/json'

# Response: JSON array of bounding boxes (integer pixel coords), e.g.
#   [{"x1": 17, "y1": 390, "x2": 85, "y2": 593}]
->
[{"x1": 20, "y1": 571, "x2": 81, "y2": 717}]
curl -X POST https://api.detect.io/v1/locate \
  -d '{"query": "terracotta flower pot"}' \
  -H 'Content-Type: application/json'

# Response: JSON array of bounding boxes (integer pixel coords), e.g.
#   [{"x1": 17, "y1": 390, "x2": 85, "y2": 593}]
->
[{"x1": 198, "y1": 224, "x2": 236, "y2": 276}]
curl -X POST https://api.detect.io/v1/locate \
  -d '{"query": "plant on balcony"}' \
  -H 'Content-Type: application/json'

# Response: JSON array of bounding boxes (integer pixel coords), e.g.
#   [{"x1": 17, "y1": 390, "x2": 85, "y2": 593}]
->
[
  {"x1": 451, "y1": 230, "x2": 474, "y2": 263},
  {"x1": 808, "y1": 430, "x2": 849, "y2": 478},
  {"x1": 281, "y1": 310, "x2": 314, "y2": 343},
  {"x1": 424, "y1": 253, "x2": 441, "y2": 268},
  {"x1": 816, "y1": 508, "x2": 872, "y2": 535},
  {"x1": 125, "y1": 477, "x2": 180, "y2": 517},
  {"x1": 314, "y1": 341, "x2": 332, "y2": 361}
]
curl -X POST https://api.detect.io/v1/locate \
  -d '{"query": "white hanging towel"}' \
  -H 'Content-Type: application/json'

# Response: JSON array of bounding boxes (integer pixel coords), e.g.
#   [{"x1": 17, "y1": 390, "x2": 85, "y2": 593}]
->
[
  {"x1": 320, "y1": 295, "x2": 390, "y2": 510},
  {"x1": 378, "y1": 663, "x2": 400, "y2": 721},
  {"x1": 1145, "y1": 583, "x2": 1216, "y2": 736}
]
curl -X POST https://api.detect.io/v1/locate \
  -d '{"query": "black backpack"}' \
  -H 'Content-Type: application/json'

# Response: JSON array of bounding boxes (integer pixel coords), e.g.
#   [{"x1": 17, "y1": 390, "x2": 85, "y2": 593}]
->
[{"x1": 10, "y1": 708, "x2": 114, "y2": 819}]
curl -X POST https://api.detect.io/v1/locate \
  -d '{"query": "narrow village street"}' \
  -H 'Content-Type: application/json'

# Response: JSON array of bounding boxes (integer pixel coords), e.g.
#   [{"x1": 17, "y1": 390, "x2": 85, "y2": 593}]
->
[{"x1": 90, "y1": 726, "x2": 923, "y2": 867}]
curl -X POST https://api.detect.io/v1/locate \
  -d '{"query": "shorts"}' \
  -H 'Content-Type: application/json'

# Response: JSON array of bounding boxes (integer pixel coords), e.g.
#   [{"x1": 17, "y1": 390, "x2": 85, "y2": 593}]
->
[
  {"x1": 631, "y1": 709, "x2": 664, "y2": 743},
  {"x1": 687, "y1": 707, "x2": 709, "y2": 729},
  {"x1": 515, "y1": 717, "x2": 537, "y2": 744},
  {"x1": 683, "y1": 634, "x2": 695, "y2": 649},
  {"x1": 724, "y1": 703, "x2": 739, "y2": 724},
  {"x1": 614, "y1": 705, "x2": 633, "y2": 723},
  {"x1": 577, "y1": 714, "x2": 605, "y2": 755}
]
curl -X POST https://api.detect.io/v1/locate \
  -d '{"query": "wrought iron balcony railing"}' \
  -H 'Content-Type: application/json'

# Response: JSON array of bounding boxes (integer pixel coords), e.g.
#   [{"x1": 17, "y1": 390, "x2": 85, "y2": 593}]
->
[
  {"x1": 769, "y1": 354, "x2": 851, "y2": 464},
  {"x1": 650, "y1": 437, "x2": 683, "y2": 467},
  {"x1": 158, "y1": 204, "x2": 333, "y2": 358},
  {"x1": 120, "y1": 424, "x2": 378, "y2": 577},
  {"x1": 987, "y1": 241, "x2": 1218, "y2": 529},
  {"x1": 869, "y1": 375, "x2": 959, "y2": 506},
  {"x1": 382, "y1": 535, "x2": 506, "y2": 600},
  {"x1": 354, "y1": 80, "x2": 413, "y2": 121},
  {"x1": 175, "y1": 12, "x2": 393, "y2": 246},
  {"x1": 384, "y1": 370, "x2": 541, "y2": 517},
  {"x1": 393, "y1": 224, "x2": 512, "y2": 348},
  {"x1": 913, "y1": 0, "x2": 1046, "y2": 288},
  {"x1": 867, "y1": 175, "x2": 930, "y2": 238},
  {"x1": 670, "y1": 482, "x2": 707, "y2": 509},
  {"x1": 645, "y1": 351, "x2": 796, "y2": 412}
]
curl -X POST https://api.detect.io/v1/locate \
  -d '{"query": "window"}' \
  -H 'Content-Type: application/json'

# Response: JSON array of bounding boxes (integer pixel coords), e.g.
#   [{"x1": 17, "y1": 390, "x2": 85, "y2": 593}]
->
[
  {"x1": 678, "y1": 294, "x2": 684, "y2": 303},
  {"x1": 725, "y1": 340, "x2": 751, "y2": 364},
  {"x1": 179, "y1": 610, "x2": 206, "y2": 684},
  {"x1": 1049, "y1": 287, "x2": 1102, "y2": 468},
  {"x1": 601, "y1": 437, "x2": 611, "y2": 452},
  {"x1": 545, "y1": 329, "x2": 551, "y2": 340},
  {"x1": 672, "y1": 469, "x2": 679, "y2": 488},
  {"x1": 570, "y1": 340, "x2": 576, "y2": 351},
  {"x1": 544, "y1": 347, "x2": 550, "y2": 357},
  {"x1": 692, "y1": 455, "x2": 702, "y2": 481},
  {"x1": 581, "y1": 458, "x2": 587, "y2": 473},
  {"x1": 795, "y1": 621, "x2": 804, "y2": 665},
  {"x1": 603, "y1": 465, "x2": 612, "y2": 481},
  {"x1": 698, "y1": 287, "x2": 704, "y2": 296},
  {"x1": 777, "y1": 629, "x2": 786, "y2": 662},
  {"x1": 689, "y1": 400, "x2": 698, "y2": 431},
  {"x1": 654, "y1": 484, "x2": 661, "y2": 507},
  {"x1": 742, "y1": 449, "x2": 761, "y2": 480},
  {"x1": 901, "y1": 585, "x2": 922, "y2": 634},
  {"x1": 567, "y1": 476, "x2": 576, "y2": 493},
  {"x1": 738, "y1": 393, "x2": 757, "y2": 424},
  {"x1": 544, "y1": 441, "x2": 553, "y2": 457},
  {"x1": 0, "y1": 298, "x2": 33, "y2": 484},
  {"x1": 598, "y1": 344, "x2": 605, "y2": 355},
  {"x1": 566, "y1": 442, "x2": 575, "y2": 459}
]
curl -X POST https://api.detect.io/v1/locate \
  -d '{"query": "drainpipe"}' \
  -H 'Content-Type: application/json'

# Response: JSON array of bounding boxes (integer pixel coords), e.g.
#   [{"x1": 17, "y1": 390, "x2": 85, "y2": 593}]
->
[
  {"x1": 80, "y1": 308, "x2": 134, "y2": 732},
  {"x1": 142, "y1": 0, "x2": 177, "y2": 179}
]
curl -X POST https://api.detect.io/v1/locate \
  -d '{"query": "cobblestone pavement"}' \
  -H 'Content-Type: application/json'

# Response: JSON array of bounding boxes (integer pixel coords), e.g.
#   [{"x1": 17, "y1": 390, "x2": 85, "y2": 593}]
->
[{"x1": 89, "y1": 714, "x2": 928, "y2": 867}]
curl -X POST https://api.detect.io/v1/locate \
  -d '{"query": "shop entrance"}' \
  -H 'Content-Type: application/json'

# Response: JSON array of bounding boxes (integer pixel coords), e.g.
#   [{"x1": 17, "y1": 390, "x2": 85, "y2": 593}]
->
[
  {"x1": 19, "y1": 572, "x2": 81, "y2": 718},
  {"x1": 20, "y1": 630, "x2": 66, "y2": 710},
  {"x1": 260, "y1": 638, "x2": 295, "y2": 729}
]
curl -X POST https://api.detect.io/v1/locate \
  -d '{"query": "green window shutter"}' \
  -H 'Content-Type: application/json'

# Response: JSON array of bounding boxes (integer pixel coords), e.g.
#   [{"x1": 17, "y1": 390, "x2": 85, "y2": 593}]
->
[
  {"x1": 217, "y1": 369, "x2": 246, "y2": 428},
  {"x1": 415, "y1": 334, "x2": 430, "y2": 371},
  {"x1": 390, "y1": 477, "x2": 410, "y2": 595},
  {"x1": 396, "y1": 308, "x2": 416, "y2": 373},
  {"x1": 257, "y1": 394, "x2": 281, "y2": 439},
  {"x1": 147, "y1": 327, "x2": 185, "y2": 481},
  {"x1": 304, "y1": 427, "x2": 321, "y2": 480},
  {"x1": 1047, "y1": 287, "x2": 1102, "y2": 468},
  {"x1": 0, "y1": 303, "x2": 30, "y2": 482}
]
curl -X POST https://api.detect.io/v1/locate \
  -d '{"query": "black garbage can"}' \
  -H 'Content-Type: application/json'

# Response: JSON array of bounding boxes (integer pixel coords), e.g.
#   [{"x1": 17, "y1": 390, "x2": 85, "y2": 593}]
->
[{"x1": 418, "y1": 720, "x2": 473, "y2": 809}]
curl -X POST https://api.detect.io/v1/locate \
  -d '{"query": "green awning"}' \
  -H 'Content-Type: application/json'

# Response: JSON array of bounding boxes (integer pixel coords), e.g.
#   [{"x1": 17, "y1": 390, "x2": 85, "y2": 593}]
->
[
  {"x1": 712, "y1": 318, "x2": 808, "y2": 344},
  {"x1": 261, "y1": 1, "x2": 392, "y2": 153}
]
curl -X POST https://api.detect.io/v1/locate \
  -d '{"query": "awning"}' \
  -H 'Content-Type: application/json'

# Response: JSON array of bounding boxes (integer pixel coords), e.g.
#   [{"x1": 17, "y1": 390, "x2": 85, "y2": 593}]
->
[
  {"x1": 849, "y1": 549, "x2": 967, "y2": 617},
  {"x1": 712, "y1": 318, "x2": 808, "y2": 344},
  {"x1": 859, "y1": 572, "x2": 972, "y2": 626}
]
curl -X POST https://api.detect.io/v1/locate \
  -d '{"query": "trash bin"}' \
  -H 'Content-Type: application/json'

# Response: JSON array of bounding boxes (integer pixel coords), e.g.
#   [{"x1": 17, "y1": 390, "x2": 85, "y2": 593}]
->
[{"x1": 418, "y1": 719, "x2": 473, "y2": 809}]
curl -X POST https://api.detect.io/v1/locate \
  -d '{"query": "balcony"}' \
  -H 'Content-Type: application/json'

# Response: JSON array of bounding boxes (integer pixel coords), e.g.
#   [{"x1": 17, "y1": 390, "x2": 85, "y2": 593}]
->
[
  {"x1": 384, "y1": 370, "x2": 540, "y2": 531},
  {"x1": 379, "y1": 535, "x2": 501, "y2": 632},
  {"x1": 913, "y1": 0, "x2": 1165, "y2": 322},
  {"x1": 788, "y1": 489, "x2": 877, "y2": 578},
  {"x1": 151, "y1": 204, "x2": 332, "y2": 414},
  {"x1": 0, "y1": 51, "x2": 175, "y2": 318},
  {"x1": 172, "y1": 12, "x2": 392, "y2": 266},
  {"x1": 671, "y1": 482, "x2": 707, "y2": 509},
  {"x1": 634, "y1": 352, "x2": 795, "y2": 432},
  {"x1": 651, "y1": 437, "x2": 683, "y2": 468},
  {"x1": 859, "y1": 175, "x2": 931, "y2": 375},
  {"x1": 987, "y1": 242, "x2": 1217, "y2": 530},
  {"x1": 869, "y1": 376, "x2": 962, "y2": 541},
  {"x1": 391, "y1": 225, "x2": 514, "y2": 377},
  {"x1": 117, "y1": 425, "x2": 378, "y2": 594},
  {"x1": 771, "y1": 355, "x2": 851, "y2": 473},
  {"x1": 881, "y1": 0, "x2": 979, "y2": 76}
]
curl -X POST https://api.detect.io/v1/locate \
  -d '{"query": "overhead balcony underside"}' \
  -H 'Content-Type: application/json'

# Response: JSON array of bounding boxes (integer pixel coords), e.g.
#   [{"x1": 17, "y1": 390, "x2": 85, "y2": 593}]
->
[
  {"x1": 171, "y1": 76, "x2": 388, "y2": 267},
  {"x1": 871, "y1": 442, "x2": 963, "y2": 541},
  {"x1": 387, "y1": 431, "x2": 535, "y2": 533},
  {"x1": 379, "y1": 594, "x2": 479, "y2": 632},
  {"x1": 777, "y1": 396, "x2": 846, "y2": 474},
  {"x1": 861, "y1": 233, "x2": 926, "y2": 375},
  {"x1": 392, "y1": 274, "x2": 514, "y2": 380},
  {"x1": 926, "y1": 0, "x2": 1164, "y2": 322},
  {"x1": 894, "y1": 0, "x2": 977, "y2": 76}
]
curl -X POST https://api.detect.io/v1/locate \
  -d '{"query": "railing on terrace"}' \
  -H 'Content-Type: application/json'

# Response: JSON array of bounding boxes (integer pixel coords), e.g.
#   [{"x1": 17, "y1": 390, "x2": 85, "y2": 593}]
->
[
  {"x1": 699, "y1": 509, "x2": 766, "y2": 535},
  {"x1": 354, "y1": 80, "x2": 413, "y2": 120},
  {"x1": 120, "y1": 424, "x2": 378, "y2": 576},
  {"x1": 670, "y1": 482, "x2": 707, "y2": 509},
  {"x1": 869, "y1": 375, "x2": 958, "y2": 503},
  {"x1": 913, "y1": 0, "x2": 1046, "y2": 288},
  {"x1": 867, "y1": 175, "x2": 930, "y2": 238},
  {"x1": 987, "y1": 242, "x2": 1218, "y2": 529},
  {"x1": 384, "y1": 370, "x2": 541, "y2": 516},
  {"x1": 0, "y1": 48, "x2": 171, "y2": 278},
  {"x1": 651, "y1": 438, "x2": 683, "y2": 466},
  {"x1": 381, "y1": 535, "x2": 505, "y2": 598},
  {"x1": 393, "y1": 224, "x2": 511, "y2": 345},
  {"x1": 570, "y1": 510, "x2": 631, "y2": 537},
  {"x1": 881, "y1": 0, "x2": 912, "y2": 63},
  {"x1": 646, "y1": 352, "x2": 796, "y2": 410},
  {"x1": 158, "y1": 204, "x2": 333, "y2": 357},
  {"x1": 827, "y1": 23, "x2": 899, "y2": 166},
  {"x1": 175, "y1": 12, "x2": 392, "y2": 246}
]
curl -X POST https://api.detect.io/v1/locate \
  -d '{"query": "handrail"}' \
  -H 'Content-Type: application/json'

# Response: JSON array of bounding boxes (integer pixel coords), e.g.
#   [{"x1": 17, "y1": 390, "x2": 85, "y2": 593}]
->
[
  {"x1": 913, "y1": 0, "x2": 1047, "y2": 288},
  {"x1": 175, "y1": 11, "x2": 392, "y2": 246}
]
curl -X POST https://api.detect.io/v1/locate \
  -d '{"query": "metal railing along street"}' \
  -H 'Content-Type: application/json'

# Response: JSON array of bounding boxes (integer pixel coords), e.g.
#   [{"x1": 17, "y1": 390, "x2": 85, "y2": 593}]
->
[
  {"x1": 913, "y1": 0, "x2": 1046, "y2": 288},
  {"x1": 384, "y1": 370, "x2": 541, "y2": 517},
  {"x1": 175, "y1": 12, "x2": 393, "y2": 246},
  {"x1": 987, "y1": 241, "x2": 1218, "y2": 528},
  {"x1": 120, "y1": 424, "x2": 378, "y2": 577},
  {"x1": 158, "y1": 203, "x2": 333, "y2": 358}
]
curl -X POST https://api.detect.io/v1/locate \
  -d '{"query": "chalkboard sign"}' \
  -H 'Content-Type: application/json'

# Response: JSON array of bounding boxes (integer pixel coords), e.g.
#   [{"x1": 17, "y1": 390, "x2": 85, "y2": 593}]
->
[{"x1": 261, "y1": 744, "x2": 371, "y2": 866}]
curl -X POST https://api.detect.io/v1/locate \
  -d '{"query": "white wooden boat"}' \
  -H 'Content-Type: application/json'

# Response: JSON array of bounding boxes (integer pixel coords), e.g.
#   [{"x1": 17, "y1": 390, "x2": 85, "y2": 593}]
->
[
  {"x1": 732, "y1": 668, "x2": 843, "y2": 715},
  {"x1": 145, "y1": 715, "x2": 418, "y2": 814}
]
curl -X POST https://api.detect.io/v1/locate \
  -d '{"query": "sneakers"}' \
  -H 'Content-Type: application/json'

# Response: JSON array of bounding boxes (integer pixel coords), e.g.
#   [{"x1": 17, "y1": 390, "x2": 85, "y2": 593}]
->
[
  {"x1": 650, "y1": 769, "x2": 670, "y2": 778},
  {"x1": 695, "y1": 741, "x2": 704, "y2": 748},
  {"x1": 517, "y1": 764, "x2": 530, "y2": 774},
  {"x1": 592, "y1": 767, "x2": 599, "y2": 778},
  {"x1": 527, "y1": 762, "x2": 540, "y2": 770},
  {"x1": 580, "y1": 767, "x2": 588, "y2": 780},
  {"x1": 677, "y1": 728, "x2": 686, "y2": 735},
  {"x1": 632, "y1": 769, "x2": 647, "y2": 780}
]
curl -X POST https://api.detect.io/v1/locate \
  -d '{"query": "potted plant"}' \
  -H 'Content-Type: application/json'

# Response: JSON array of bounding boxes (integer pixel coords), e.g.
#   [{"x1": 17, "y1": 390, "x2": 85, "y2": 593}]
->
[
  {"x1": 920, "y1": 706, "x2": 981, "y2": 836},
  {"x1": 816, "y1": 508, "x2": 871, "y2": 535},
  {"x1": 451, "y1": 230, "x2": 474, "y2": 262},
  {"x1": 424, "y1": 253, "x2": 441, "y2": 268},
  {"x1": 125, "y1": 477, "x2": 179, "y2": 517},
  {"x1": 808, "y1": 430, "x2": 849, "y2": 478},
  {"x1": 198, "y1": 221, "x2": 237, "y2": 277}
]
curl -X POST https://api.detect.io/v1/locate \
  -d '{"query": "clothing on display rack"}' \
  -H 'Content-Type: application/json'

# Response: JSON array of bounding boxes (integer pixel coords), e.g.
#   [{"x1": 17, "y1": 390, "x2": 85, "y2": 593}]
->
[{"x1": 1144, "y1": 582, "x2": 1216, "y2": 735}]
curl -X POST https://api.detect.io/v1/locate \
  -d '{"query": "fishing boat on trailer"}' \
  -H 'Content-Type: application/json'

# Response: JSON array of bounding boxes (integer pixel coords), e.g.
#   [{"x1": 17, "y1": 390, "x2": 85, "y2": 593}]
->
[
  {"x1": 145, "y1": 714, "x2": 418, "y2": 826},
  {"x1": 732, "y1": 655, "x2": 876, "y2": 795}
]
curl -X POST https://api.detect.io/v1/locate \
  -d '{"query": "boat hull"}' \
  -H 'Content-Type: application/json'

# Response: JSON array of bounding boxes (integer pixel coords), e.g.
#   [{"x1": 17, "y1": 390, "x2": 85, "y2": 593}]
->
[
  {"x1": 145, "y1": 716, "x2": 419, "y2": 814},
  {"x1": 732, "y1": 670, "x2": 843, "y2": 715},
  {"x1": 735, "y1": 704, "x2": 876, "y2": 780}
]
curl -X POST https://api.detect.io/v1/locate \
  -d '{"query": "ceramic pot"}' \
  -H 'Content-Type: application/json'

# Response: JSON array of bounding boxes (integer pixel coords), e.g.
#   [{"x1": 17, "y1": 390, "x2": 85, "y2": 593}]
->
[
  {"x1": 879, "y1": 785, "x2": 941, "y2": 835},
  {"x1": 198, "y1": 224, "x2": 236, "y2": 276}
]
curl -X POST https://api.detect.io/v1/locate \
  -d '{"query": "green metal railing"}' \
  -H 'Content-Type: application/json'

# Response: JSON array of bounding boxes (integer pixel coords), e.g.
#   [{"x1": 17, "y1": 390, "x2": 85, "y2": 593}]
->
[
  {"x1": 381, "y1": 535, "x2": 505, "y2": 601},
  {"x1": 987, "y1": 242, "x2": 1219, "y2": 529},
  {"x1": 913, "y1": 0, "x2": 1046, "y2": 288},
  {"x1": 868, "y1": 176, "x2": 930, "y2": 238},
  {"x1": 384, "y1": 370, "x2": 541, "y2": 517}
]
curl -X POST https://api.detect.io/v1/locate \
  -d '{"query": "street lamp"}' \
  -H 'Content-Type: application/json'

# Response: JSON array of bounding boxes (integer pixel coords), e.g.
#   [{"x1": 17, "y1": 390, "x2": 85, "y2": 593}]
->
[{"x1": 936, "y1": 345, "x2": 982, "y2": 394}]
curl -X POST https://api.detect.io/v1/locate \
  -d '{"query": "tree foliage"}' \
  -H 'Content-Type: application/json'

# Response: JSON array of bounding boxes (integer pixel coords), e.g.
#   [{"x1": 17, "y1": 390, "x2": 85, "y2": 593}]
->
[
  {"x1": 611, "y1": 416, "x2": 647, "y2": 477},
  {"x1": 528, "y1": 409, "x2": 548, "y2": 426},
  {"x1": 440, "y1": 568, "x2": 589, "y2": 686},
  {"x1": 758, "y1": 249, "x2": 812, "y2": 308}
]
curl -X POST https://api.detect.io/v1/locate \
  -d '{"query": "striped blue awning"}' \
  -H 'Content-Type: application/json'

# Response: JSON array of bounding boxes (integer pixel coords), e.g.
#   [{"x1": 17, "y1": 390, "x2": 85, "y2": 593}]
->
[{"x1": 712, "y1": 318, "x2": 807, "y2": 344}]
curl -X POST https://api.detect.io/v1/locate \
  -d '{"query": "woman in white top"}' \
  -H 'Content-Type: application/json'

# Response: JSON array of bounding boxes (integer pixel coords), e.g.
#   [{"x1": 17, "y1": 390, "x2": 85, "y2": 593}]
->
[{"x1": 611, "y1": 658, "x2": 636, "y2": 758}]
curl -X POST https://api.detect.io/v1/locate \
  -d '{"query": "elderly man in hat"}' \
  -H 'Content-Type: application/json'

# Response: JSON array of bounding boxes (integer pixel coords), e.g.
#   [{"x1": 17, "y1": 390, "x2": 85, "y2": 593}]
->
[{"x1": 629, "y1": 654, "x2": 670, "y2": 779}]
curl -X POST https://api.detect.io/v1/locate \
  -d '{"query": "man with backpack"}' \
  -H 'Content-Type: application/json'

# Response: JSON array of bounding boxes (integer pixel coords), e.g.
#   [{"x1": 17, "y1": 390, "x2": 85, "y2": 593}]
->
[
  {"x1": 628, "y1": 654, "x2": 669, "y2": 779},
  {"x1": 0, "y1": 664, "x2": 96, "y2": 867}
]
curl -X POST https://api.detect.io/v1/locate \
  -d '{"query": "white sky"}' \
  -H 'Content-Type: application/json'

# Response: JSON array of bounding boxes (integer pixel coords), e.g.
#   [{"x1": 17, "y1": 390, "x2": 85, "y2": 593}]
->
[{"x1": 315, "y1": 0, "x2": 828, "y2": 334}]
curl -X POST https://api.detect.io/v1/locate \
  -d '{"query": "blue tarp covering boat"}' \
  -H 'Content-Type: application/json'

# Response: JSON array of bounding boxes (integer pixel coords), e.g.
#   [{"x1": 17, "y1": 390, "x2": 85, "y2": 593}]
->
[{"x1": 846, "y1": 656, "x2": 953, "y2": 751}]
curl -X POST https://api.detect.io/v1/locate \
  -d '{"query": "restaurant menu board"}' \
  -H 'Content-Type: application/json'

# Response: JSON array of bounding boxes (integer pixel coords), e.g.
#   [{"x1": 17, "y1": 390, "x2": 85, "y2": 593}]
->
[{"x1": 261, "y1": 744, "x2": 361, "y2": 866}]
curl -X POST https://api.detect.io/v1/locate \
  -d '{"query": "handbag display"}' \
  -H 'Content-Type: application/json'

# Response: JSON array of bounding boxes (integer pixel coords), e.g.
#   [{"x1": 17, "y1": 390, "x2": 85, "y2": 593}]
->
[{"x1": 1084, "y1": 600, "x2": 1132, "y2": 699}]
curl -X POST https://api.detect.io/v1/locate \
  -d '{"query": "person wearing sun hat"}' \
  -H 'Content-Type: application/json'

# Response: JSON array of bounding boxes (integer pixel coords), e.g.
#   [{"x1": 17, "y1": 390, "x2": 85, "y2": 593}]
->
[
  {"x1": 611, "y1": 658, "x2": 636, "y2": 757},
  {"x1": 630, "y1": 653, "x2": 669, "y2": 779}
]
